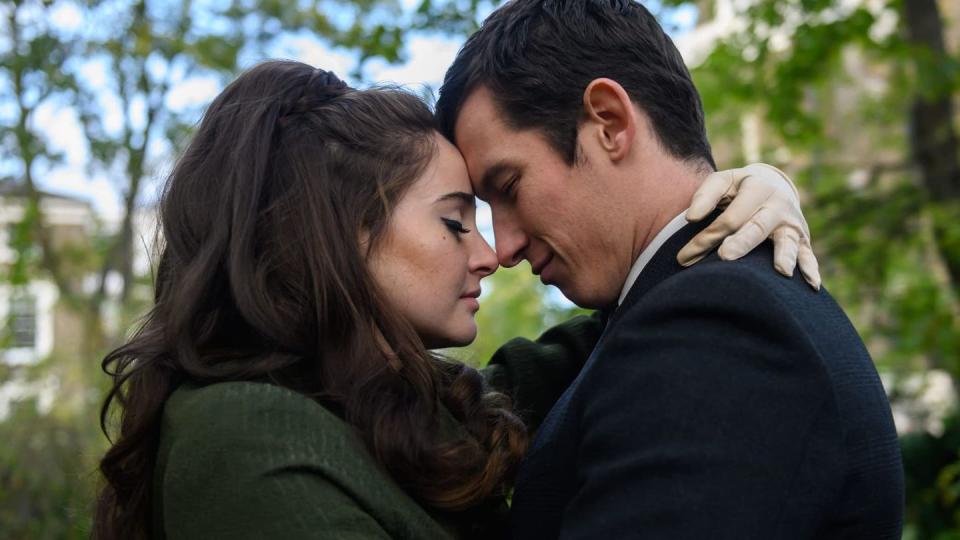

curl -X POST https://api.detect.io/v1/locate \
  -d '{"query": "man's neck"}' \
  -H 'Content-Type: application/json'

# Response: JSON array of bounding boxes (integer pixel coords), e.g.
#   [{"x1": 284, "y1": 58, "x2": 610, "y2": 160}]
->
[
  {"x1": 627, "y1": 164, "x2": 704, "y2": 265},
  {"x1": 618, "y1": 209, "x2": 690, "y2": 305}
]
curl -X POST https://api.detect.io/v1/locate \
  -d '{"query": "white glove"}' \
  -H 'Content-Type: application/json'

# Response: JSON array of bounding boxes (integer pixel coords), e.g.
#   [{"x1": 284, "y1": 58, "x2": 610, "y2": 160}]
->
[{"x1": 676, "y1": 163, "x2": 821, "y2": 290}]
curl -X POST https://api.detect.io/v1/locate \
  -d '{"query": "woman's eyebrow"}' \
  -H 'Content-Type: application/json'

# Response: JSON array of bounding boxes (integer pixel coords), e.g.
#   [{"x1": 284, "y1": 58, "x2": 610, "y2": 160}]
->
[{"x1": 434, "y1": 191, "x2": 476, "y2": 207}]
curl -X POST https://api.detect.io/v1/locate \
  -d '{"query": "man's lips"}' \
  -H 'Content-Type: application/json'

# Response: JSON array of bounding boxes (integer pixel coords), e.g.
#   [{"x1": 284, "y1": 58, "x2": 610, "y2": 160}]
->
[{"x1": 531, "y1": 254, "x2": 554, "y2": 276}]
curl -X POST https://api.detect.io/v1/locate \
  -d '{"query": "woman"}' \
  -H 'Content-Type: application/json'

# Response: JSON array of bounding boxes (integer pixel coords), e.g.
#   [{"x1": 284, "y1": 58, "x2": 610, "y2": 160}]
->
[{"x1": 95, "y1": 61, "x2": 817, "y2": 539}]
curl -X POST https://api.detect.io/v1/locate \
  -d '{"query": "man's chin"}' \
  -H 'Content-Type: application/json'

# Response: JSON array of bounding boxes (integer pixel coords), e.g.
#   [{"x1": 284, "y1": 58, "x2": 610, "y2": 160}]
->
[{"x1": 558, "y1": 283, "x2": 617, "y2": 311}]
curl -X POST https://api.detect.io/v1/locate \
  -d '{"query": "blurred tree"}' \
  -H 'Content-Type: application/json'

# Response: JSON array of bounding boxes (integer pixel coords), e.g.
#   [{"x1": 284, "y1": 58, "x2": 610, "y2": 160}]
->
[
  {"x1": 1, "y1": 0, "x2": 80, "y2": 299},
  {"x1": 901, "y1": 411, "x2": 960, "y2": 539},
  {"x1": 672, "y1": 0, "x2": 959, "y2": 382}
]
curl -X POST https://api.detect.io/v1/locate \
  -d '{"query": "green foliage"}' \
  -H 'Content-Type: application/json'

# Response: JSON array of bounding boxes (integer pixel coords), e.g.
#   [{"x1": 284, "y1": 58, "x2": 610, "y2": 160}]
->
[
  {"x1": 0, "y1": 397, "x2": 103, "y2": 540},
  {"x1": 0, "y1": 3, "x2": 77, "y2": 173},
  {"x1": 902, "y1": 413, "x2": 960, "y2": 539},
  {"x1": 5, "y1": 200, "x2": 41, "y2": 287},
  {"x1": 801, "y1": 168, "x2": 960, "y2": 376}
]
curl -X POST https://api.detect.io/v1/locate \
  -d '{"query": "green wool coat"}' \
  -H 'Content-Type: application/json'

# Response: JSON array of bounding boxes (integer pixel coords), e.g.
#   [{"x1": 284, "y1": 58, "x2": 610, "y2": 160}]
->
[{"x1": 152, "y1": 314, "x2": 603, "y2": 539}]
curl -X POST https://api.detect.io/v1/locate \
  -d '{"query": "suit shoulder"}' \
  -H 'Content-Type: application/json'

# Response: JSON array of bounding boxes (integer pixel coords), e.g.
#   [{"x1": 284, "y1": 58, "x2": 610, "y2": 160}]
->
[
  {"x1": 618, "y1": 252, "x2": 813, "y2": 327},
  {"x1": 617, "y1": 245, "x2": 835, "y2": 340},
  {"x1": 594, "y1": 252, "x2": 836, "y2": 390},
  {"x1": 674, "y1": 248, "x2": 813, "y2": 296}
]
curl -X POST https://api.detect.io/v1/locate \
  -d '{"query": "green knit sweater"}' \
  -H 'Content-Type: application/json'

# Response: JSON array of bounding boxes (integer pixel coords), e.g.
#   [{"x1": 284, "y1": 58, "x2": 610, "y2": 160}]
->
[{"x1": 152, "y1": 314, "x2": 603, "y2": 539}]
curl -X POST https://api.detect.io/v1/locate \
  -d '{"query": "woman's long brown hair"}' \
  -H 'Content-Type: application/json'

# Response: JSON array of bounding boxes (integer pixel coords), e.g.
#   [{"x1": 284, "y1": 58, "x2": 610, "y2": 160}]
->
[{"x1": 94, "y1": 60, "x2": 528, "y2": 539}]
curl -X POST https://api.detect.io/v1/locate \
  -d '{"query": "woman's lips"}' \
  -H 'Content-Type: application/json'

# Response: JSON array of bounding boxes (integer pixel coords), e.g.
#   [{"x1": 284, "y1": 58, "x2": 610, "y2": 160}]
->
[{"x1": 460, "y1": 289, "x2": 481, "y2": 311}]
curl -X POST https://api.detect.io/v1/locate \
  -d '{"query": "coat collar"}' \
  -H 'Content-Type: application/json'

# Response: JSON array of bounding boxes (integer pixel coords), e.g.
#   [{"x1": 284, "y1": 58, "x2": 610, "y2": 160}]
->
[{"x1": 606, "y1": 210, "x2": 720, "y2": 327}]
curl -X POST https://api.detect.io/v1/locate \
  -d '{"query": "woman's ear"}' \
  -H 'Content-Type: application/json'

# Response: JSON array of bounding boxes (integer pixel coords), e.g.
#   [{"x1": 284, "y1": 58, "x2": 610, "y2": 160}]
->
[
  {"x1": 359, "y1": 229, "x2": 372, "y2": 257},
  {"x1": 582, "y1": 78, "x2": 636, "y2": 162}
]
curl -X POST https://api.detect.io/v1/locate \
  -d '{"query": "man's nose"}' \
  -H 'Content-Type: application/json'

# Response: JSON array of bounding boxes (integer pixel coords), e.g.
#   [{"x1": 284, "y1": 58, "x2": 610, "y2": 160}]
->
[{"x1": 492, "y1": 211, "x2": 528, "y2": 268}]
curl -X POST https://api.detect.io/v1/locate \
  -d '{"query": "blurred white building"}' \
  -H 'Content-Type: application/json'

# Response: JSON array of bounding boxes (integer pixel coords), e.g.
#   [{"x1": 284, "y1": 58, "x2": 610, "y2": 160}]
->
[{"x1": 0, "y1": 180, "x2": 95, "y2": 365}]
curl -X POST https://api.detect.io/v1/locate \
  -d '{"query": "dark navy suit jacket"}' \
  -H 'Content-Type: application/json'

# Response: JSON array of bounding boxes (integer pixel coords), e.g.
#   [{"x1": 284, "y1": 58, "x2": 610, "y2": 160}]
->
[{"x1": 510, "y1": 218, "x2": 904, "y2": 539}]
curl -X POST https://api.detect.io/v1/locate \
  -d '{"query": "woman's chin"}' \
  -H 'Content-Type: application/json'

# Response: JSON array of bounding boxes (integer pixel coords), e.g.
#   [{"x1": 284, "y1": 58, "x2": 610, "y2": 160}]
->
[{"x1": 422, "y1": 325, "x2": 477, "y2": 350}]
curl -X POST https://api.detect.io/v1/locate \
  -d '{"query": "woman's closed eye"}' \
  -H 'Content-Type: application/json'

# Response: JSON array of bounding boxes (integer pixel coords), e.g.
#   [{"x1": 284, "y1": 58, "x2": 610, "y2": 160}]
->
[{"x1": 442, "y1": 217, "x2": 471, "y2": 234}]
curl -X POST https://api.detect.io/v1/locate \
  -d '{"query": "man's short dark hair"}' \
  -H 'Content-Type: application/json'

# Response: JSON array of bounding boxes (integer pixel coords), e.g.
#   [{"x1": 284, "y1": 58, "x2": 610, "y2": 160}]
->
[{"x1": 436, "y1": 0, "x2": 716, "y2": 170}]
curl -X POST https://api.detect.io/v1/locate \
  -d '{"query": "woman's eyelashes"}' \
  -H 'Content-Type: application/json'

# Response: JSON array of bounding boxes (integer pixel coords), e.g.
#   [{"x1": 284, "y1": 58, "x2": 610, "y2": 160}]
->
[{"x1": 442, "y1": 217, "x2": 471, "y2": 235}]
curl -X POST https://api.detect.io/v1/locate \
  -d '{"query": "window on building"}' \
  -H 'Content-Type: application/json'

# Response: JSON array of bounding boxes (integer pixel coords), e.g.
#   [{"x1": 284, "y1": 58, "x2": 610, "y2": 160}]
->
[{"x1": 9, "y1": 294, "x2": 37, "y2": 349}]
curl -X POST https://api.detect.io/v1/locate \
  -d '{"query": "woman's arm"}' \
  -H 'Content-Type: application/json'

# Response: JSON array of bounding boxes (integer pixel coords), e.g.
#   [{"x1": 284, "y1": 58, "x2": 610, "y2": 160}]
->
[{"x1": 481, "y1": 312, "x2": 604, "y2": 432}]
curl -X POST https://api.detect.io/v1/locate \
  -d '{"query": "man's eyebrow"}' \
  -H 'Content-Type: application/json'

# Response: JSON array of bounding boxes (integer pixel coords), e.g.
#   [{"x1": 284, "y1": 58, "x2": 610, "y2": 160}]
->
[
  {"x1": 479, "y1": 161, "x2": 517, "y2": 195},
  {"x1": 435, "y1": 191, "x2": 476, "y2": 207}
]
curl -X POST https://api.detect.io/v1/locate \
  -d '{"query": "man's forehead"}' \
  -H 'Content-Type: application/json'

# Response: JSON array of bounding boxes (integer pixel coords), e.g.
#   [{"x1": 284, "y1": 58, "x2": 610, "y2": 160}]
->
[
  {"x1": 452, "y1": 88, "x2": 509, "y2": 187},
  {"x1": 456, "y1": 85, "x2": 501, "y2": 126}
]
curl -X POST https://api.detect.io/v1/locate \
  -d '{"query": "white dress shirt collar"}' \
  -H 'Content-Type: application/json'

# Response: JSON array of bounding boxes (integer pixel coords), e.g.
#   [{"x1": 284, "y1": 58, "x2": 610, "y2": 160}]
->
[{"x1": 617, "y1": 210, "x2": 690, "y2": 306}]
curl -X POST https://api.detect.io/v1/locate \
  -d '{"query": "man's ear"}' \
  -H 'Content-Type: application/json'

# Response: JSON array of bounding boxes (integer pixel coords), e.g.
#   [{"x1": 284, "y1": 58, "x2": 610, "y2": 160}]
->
[{"x1": 582, "y1": 78, "x2": 635, "y2": 162}]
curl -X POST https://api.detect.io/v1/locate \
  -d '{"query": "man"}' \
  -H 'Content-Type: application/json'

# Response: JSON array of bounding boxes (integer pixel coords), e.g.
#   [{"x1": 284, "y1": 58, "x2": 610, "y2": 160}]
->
[{"x1": 435, "y1": 0, "x2": 905, "y2": 538}]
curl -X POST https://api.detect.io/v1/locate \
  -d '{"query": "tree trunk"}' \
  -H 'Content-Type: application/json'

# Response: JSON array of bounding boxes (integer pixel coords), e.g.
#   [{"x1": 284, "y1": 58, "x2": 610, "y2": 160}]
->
[{"x1": 903, "y1": 0, "x2": 960, "y2": 289}]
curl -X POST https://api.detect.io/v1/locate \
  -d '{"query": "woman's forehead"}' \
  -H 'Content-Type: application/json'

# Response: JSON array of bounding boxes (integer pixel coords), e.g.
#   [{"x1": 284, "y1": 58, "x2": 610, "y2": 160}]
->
[{"x1": 408, "y1": 133, "x2": 475, "y2": 201}]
